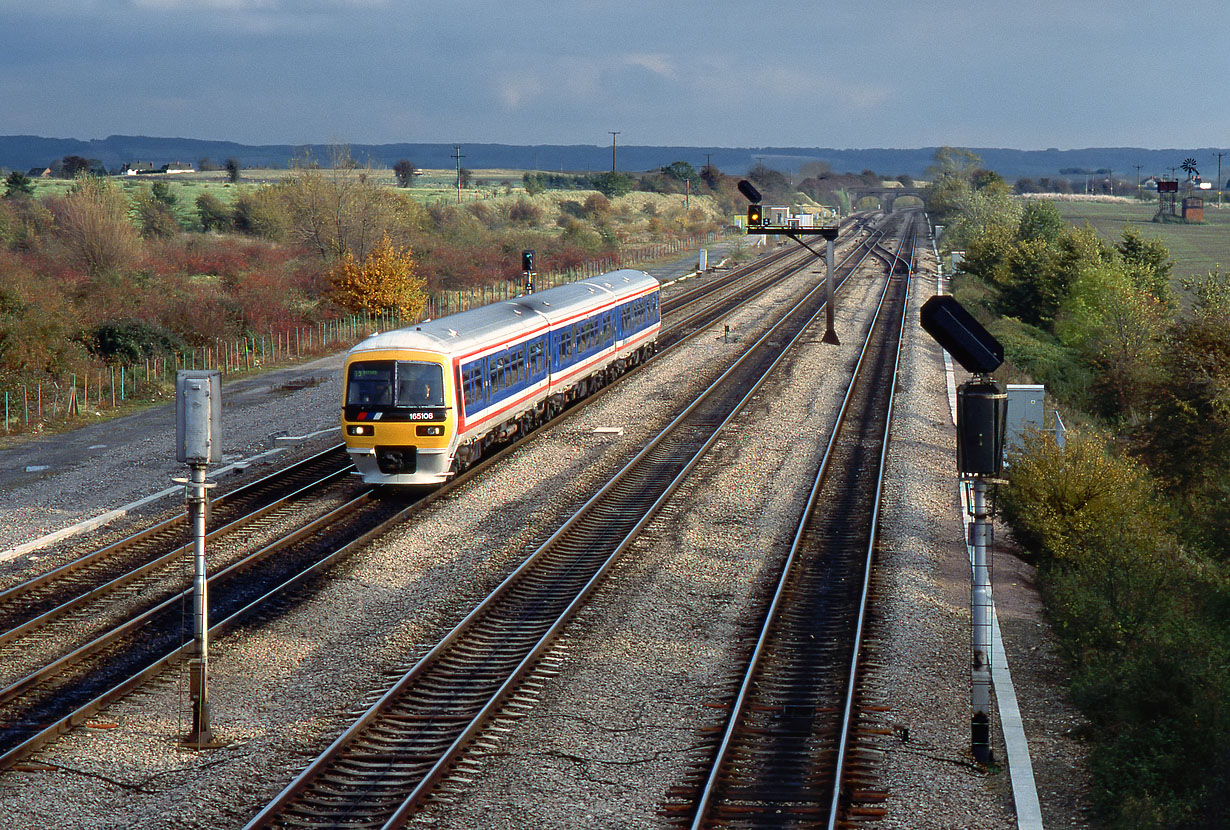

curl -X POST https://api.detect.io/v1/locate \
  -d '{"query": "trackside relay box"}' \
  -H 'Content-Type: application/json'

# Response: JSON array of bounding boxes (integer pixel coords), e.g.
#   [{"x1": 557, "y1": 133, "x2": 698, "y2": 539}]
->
[{"x1": 176, "y1": 370, "x2": 222, "y2": 464}]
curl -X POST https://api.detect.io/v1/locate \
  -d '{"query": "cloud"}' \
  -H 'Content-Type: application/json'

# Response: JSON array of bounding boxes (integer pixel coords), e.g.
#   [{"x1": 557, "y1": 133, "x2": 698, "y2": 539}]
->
[
  {"x1": 623, "y1": 53, "x2": 673, "y2": 78},
  {"x1": 498, "y1": 74, "x2": 546, "y2": 110}
]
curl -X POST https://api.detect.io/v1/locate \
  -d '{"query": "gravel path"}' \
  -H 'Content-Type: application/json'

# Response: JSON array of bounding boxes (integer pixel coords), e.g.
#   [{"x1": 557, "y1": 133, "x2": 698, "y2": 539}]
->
[{"x1": 0, "y1": 241, "x2": 1093, "y2": 828}]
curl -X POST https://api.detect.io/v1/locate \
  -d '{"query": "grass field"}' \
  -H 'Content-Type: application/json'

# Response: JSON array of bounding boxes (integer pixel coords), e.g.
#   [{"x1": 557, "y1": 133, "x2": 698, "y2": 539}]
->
[
  {"x1": 26, "y1": 167, "x2": 535, "y2": 229},
  {"x1": 1050, "y1": 197, "x2": 1230, "y2": 282}
]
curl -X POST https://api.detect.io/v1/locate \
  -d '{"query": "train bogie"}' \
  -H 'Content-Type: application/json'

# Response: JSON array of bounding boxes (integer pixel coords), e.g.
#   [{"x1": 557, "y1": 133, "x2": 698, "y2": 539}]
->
[{"x1": 341, "y1": 269, "x2": 660, "y2": 486}]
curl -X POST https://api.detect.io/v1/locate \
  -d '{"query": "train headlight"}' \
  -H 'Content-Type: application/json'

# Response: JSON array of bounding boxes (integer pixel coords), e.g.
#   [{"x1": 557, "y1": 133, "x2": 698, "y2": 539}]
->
[
  {"x1": 348, "y1": 425, "x2": 374, "y2": 436},
  {"x1": 416, "y1": 425, "x2": 444, "y2": 436}
]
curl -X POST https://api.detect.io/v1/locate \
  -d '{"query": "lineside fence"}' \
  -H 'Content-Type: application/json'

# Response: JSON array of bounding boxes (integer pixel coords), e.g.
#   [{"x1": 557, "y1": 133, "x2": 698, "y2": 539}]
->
[{"x1": 1, "y1": 230, "x2": 733, "y2": 437}]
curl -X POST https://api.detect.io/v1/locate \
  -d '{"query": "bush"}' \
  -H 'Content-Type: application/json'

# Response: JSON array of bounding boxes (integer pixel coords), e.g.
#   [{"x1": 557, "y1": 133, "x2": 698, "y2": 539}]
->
[
  {"x1": 88, "y1": 318, "x2": 185, "y2": 361},
  {"x1": 0, "y1": 250, "x2": 87, "y2": 375},
  {"x1": 196, "y1": 192, "x2": 233, "y2": 232},
  {"x1": 0, "y1": 196, "x2": 53, "y2": 251},
  {"x1": 988, "y1": 316, "x2": 1090, "y2": 404},
  {"x1": 1002, "y1": 431, "x2": 1162, "y2": 564},
  {"x1": 46, "y1": 175, "x2": 138, "y2": 276},
  {"x1": 133, "y1": 188, "x2": 180, "y2": 239},
  {"x1": 1002, "y1": 431, "x2": 1229, "y2": 827},
  {"x1": 508, "y1": 198, "x2": 542, "y2": 225},
  {"x1": 232, "y1": 189, "x2": 287, "y2": 240}
]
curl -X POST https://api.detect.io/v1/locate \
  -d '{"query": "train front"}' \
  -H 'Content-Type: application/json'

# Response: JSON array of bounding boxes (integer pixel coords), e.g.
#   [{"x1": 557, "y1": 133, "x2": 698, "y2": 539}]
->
[{"x1": 341, "y1": 336, "x2": 456, "y2": 486}]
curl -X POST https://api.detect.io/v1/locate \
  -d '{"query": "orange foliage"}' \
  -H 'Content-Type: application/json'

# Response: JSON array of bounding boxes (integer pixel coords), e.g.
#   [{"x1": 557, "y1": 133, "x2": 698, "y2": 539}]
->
[{"x1": 329, "y1": 235, "x2": 426, "y2": 317}]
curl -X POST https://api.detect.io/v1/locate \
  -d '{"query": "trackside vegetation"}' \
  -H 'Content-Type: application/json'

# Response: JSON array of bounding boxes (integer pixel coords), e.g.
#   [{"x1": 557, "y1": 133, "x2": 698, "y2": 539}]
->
[
  {"x1": 0, "y1": 150, "x2": 743, "y2": 437},
  {"x1": 928, "y1": 148, "x2": 1229, "y2": 829}
]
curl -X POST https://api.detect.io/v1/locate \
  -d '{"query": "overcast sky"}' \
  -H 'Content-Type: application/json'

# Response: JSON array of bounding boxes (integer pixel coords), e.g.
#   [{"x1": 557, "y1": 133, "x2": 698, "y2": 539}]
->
[{"x1": 3, "y1": 0, "x2": 1227, "y2": 150}]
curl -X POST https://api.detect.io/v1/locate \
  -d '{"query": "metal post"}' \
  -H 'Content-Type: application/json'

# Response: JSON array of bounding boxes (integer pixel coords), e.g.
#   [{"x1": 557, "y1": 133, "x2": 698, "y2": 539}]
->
[
  {"x1": 822, "y1": 234, "x2": 840, "y2": 344},
  {"x1": 970, "y1": 478, "x2": 993, "y2": 763},
  {"x1": 187, "y1": 461, "x2": 212, "y2": 744}
]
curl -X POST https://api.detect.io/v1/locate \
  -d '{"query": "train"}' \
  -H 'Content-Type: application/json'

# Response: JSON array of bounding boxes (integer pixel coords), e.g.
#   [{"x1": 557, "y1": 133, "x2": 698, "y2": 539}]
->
[{"x1": 341, "y1": 269, "x2": 661, "y2": 485}]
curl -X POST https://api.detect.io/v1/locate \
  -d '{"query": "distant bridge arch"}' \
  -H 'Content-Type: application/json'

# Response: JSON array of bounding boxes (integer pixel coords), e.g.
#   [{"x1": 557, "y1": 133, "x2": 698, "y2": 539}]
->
[{"x1": 847, "y1": 186, "x2": 924, "y2": 212}]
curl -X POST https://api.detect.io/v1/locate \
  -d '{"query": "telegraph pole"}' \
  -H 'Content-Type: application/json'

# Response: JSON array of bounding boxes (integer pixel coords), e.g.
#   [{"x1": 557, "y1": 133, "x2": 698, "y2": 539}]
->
[
  {"x1": 1218, "y1": 152, "x2": 1226, "y2": 207},
  {"x1": 609, "y1": 131, "x2": 620, "y2": 172},
  {"x1": 453, "y1": 145, "x2": 465, "y2": 204},
  {"x1": 1134, "y1": 164, "x2": 1143, "y2": 198}
]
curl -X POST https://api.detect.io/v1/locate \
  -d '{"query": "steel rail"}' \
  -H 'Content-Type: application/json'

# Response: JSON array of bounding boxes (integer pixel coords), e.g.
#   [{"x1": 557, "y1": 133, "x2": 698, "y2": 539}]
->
[
  {"x1": 0, "y1": 465, "x2": 354, "y2": 648},
  {"x1": 0, "y1": 444, "x2": 351, "y2": 612},
  {"x1": 244, "y1": 218, "x2": 886, "y2": 830},
  {"x1": 824, "y1": 214, "x2": 921, "y2": 829},
  {"x1": 0, "y1": 231, "x2": 875, "y2": 774},
  {"x1": 685, "y1": 212, "x2": 919, "y2": 828}
]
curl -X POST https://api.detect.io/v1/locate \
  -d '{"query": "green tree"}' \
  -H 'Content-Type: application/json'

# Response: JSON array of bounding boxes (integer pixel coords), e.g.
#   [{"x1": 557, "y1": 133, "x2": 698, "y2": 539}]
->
[
  {"x1": 1018, "y1": 199, "x2": 1064, "y2": 244},
  {"x1": 522, "y1": 172, "x2": 545, "y2": 196},
  {"x1": 925, "y1": 146, "x2": 981, "y2": 180},
  {"x1": 224, "y1": 158, "x2": 241, "y2": 183},
  {"x1": 149, "y1": 180, "x2": 177, "y2": 207},
  {"x1": 392, "y1": 159, "x2": 417, "y2": 188},
  {"x1": 133, "y1": 187, "x2": 180, "y2": 238},
  {"x1": 590, "y1": 171, "x2": 635, "y2": 198},
  {"x1": 660, "y1": 161, "x2": 700, "y2": 187},
  {"x1": 747, "y1": 164, "x2": 791, "y2": 202},
  {"x1": 1055, "y1": 262, "x2": 1167, "y2": 419},
  {"x1": 993, "y1": 237, "x2": 1063, "y2": 326},
  {"x1": 1116, "y1": 226, "x2": 1174, "y2": 306},
  {"x1": 956, "y1": 220, "x2": 1015, "y2": 285},
  {"x1": 60, "y1": 155, "x2": 92, "y2": 178},
  {"x1": 4, "y1": 171, "x2": 34, "y2": 198},
  {"x1": 195, "y1": 191, "x2": 233, "y2": 232},
  {"x1": 1139, "y1": 271, "x2": 1230, "y2": 529},
  {"x1": 970, "y1": 168, "x2": 1006, "y2": 192}
]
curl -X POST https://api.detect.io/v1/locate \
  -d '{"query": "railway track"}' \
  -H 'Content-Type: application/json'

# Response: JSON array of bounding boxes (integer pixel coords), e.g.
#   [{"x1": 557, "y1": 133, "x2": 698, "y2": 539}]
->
[
  {"x1": 242, "y1": 218, "x2": 903, "y2": 829},
  {"x1": 0, "y1": 228, "x2": 873, "y2": 773},
  {"x1": 665, "y1": 212, "x2": 922, "y2": 828}
]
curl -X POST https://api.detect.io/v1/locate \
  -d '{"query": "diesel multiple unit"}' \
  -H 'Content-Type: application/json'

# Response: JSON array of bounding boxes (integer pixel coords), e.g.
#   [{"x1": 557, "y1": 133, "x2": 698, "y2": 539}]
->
[{"x1": 342, "y1": 269, "x2": 661, "y2": 485}]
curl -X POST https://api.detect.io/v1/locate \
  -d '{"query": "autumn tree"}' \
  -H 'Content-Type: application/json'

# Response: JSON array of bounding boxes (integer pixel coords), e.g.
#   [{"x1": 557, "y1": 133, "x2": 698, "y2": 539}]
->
[
  {"x1": 273, "y1": 146, "x2": 409, "y2": 262},
  {"x1": 329, "y1": 235, "x2": 426, "y2": 317}
]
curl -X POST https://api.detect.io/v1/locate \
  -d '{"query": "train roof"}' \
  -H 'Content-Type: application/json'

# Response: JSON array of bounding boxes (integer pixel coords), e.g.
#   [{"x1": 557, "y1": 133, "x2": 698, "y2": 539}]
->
[{"x1": 347, "y1": 269, "x2": 657, "y2": 359}]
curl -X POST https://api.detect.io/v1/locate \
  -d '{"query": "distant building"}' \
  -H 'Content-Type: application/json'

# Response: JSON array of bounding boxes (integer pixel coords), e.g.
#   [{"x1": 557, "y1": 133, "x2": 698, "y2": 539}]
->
[
  {"x1": 27, "y1": 167, "x2": 51, "y2": 178},
  {"x1": 122, "y1": 162, "x2": 156, "y2": 175},
  {"x1": 1183, "y1": 197, "x2": 1204, "y2": 223},
  {"x1": 162, "y1": 162, "x2": 194, "y2": 174}
]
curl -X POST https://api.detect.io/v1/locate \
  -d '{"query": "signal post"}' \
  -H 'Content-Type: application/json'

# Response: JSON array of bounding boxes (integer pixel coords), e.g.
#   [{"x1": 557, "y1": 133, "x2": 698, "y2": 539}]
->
[
  {"x1": 920, "y1": 295, "x2": 1007, "y2": 764},
  {"x1": 739, "y1": 180, "x2": 840, "y2": 344},
  {"x1": 175, "y1": 370, "x2": 222, "y2": 746}
]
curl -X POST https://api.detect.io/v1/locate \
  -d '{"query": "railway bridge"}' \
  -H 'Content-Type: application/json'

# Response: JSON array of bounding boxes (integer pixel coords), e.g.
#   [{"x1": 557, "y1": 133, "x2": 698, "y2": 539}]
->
[{"x1": 848, "y1": 185, "x2": 924, "y2": 212}]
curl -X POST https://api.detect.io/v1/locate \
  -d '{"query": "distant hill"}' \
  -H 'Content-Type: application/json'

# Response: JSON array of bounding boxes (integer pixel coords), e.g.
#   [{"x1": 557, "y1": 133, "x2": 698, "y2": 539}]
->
[{"x1": 2, "y1": 135, "x2": 1225, "y2": 182}]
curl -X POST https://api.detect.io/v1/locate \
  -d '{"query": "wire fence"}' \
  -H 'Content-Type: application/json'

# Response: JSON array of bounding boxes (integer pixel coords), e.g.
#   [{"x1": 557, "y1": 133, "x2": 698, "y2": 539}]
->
[{"x1": 1, "y1": 230, "x2": 733, "y2": 437}]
